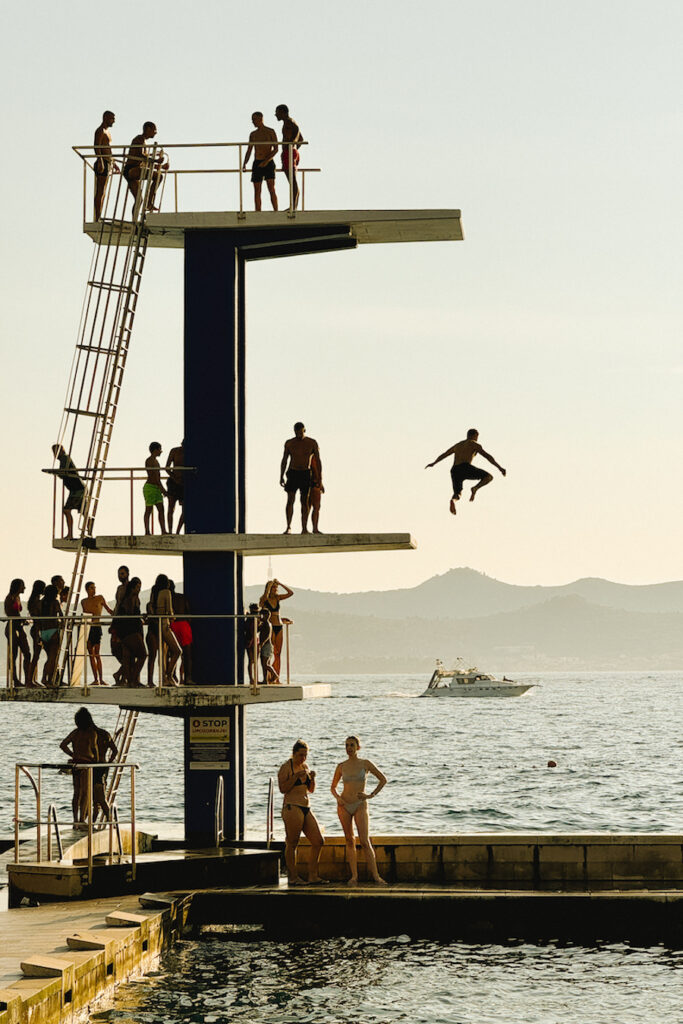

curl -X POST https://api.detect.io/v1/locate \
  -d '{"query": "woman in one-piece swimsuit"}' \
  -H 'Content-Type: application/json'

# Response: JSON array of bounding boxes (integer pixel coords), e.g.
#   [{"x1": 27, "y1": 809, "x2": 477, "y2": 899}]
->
[
  {"x1": 330, "y1": 735, "x2": 387, "y2": 886},
  {"x1": 277, "y1": 739, "x2": 325, "y2": 885}
]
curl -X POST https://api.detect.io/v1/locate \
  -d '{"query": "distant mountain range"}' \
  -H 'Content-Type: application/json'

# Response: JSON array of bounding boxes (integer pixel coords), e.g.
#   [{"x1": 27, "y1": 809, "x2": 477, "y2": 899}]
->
[{"x1": 246, "y1": 568, "x2": 683, "y2": 673}]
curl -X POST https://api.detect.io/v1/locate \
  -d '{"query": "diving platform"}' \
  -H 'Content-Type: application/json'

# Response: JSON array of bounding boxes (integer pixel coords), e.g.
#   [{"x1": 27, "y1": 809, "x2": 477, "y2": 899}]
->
[
  {"x1": 84, "y1": 209, "x2": 463, "y2": 250},
  {"x1": 0, "y1": 683, "x2": 331, "y2": 714},
  {"x1": 53, "y1": 532, "x2": 416, "y2": 556}
]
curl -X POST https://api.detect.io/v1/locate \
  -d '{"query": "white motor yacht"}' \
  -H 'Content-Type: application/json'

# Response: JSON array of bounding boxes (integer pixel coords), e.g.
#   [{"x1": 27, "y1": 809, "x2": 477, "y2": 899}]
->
[{"x1": 419, "y1": 659, "x2": 534, "y2": 698}]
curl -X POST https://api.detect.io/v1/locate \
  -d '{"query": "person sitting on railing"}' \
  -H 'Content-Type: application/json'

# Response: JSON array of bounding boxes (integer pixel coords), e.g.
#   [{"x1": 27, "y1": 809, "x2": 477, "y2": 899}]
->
[
  {"x1": 143, "y1": 442, "x2": 168, "y2": 535},
  {"x1": 38, "y1": 584, "x2": 61, "y2": 687},
  {"x1": 113, "y1": 578, "x2": 146, "y2": 687},
  {"x1": 165, "y1": 439, "x2": 185, "y2": 534},
  {"x1": 27, "y1": 579, "x2": 46, "y2": 687},
  {"x1": 275, "y1": 104, "x2": 303, "y2": 210},
  {"x1": 52, "y1": 445, "x2": 86, "y2": 541},
  {"x1": 81, "y1": 581, "x2": 114, "y2": 686},
  {"x1": 122, "y1": 122, "x2": 169, "y2": 215},
  {"x1": 93, "y1": 110, "x2": 119, "y2": 221},
  {"x1": 169, "y1": 580, "x2": 192, "y2": 684},
  {"x1": 242, "y1": 111, "x2": 279, "y2": 212},
  {"x1": 4, "y1": 579, "x2": 31, "y2": 687},
  {"x1": 149, "y1": 573, "x2": 181, "y2": 686},
  {"x1": 60, "y1": 707, "x2": 99, "y2": 827}
]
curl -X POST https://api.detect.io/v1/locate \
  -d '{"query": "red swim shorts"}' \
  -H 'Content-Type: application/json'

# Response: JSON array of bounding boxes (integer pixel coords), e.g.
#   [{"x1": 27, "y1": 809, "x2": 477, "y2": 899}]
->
[
  {"x1": 171, "y1": 621, "x2": 193, "y2": 648},
  {"x1": 281, "y1": 148, "x2": 300, "y2": 171}
]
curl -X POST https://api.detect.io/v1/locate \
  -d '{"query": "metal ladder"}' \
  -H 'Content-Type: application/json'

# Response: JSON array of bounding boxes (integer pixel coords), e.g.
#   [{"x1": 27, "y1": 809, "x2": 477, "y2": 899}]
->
[
  {"x1": 98, "y1": 707, "x2": 140, "y2": 820},
  {"x1": 53, "y1": 148, "x2": 161, "y2": 682}
]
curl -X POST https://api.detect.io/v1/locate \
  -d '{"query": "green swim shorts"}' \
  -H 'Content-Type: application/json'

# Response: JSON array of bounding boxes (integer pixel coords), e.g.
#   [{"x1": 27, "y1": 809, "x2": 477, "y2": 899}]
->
[{"x1": 143, "y1": 482, "x2": 164, "y2": 507}]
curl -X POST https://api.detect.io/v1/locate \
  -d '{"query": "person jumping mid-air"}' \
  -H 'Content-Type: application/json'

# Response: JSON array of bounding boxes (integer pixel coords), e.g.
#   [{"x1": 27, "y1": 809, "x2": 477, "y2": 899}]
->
[{"x1": 425, "y1": 428, "x2": 506, "y2": 515}]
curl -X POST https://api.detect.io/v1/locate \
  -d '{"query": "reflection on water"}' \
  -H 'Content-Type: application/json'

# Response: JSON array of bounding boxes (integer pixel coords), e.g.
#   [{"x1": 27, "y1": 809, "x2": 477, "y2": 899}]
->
[{"x1": 92, "y1": 937, "x2": 683, "y2": 1024}]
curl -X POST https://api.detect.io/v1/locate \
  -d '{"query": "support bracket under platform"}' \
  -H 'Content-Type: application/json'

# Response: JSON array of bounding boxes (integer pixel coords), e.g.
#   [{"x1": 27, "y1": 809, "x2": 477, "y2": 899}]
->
[{"x1": 53, "y1": 532, "x2": 417, "y2": 556}]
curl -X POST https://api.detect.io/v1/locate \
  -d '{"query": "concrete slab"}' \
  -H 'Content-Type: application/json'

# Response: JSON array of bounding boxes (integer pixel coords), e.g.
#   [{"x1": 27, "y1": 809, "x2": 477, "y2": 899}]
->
[
  {"x1": 53, "y1": 532, "x2": 416, "y2": 556},
  {"x1": 0, "y1": 682, "x2": 331, "y2": 713},
  {"x1": 84, "y1": 209, "x2": 463, "y2": 249}
]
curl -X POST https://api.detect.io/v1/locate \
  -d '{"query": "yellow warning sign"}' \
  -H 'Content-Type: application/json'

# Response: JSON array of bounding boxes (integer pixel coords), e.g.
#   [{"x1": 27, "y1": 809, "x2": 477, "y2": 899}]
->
[{"x1": 189, "y1": 717, "x2": 231, "y2": 743}]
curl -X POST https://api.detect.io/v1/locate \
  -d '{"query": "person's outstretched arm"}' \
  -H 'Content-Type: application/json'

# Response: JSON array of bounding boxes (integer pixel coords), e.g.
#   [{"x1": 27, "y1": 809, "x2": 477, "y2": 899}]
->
[
  {"x1": 480, "y1": 449, "x2": 506, "y2": 476},
  {"x1": 425, "y1": 445, "x2": 455, "y2": 469}
]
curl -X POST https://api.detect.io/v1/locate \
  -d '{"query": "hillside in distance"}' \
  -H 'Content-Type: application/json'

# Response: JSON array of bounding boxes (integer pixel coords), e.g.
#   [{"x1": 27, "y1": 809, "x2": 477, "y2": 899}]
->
[{"x1": 246, "y1": 569, "x2": 683, "y2": 673}]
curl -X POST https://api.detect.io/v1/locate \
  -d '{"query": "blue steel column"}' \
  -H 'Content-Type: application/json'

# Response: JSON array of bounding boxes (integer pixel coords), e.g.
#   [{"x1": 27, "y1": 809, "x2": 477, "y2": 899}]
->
[{"x1": 182, "y1": 229, "x2": 245, "y2": 843}]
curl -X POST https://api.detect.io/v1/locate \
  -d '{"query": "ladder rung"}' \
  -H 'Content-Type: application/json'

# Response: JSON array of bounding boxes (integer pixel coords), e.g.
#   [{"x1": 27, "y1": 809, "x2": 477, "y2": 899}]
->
[
  {"x1": 87, "y1": 281, "x2": 137, "y2": 294},
  {"x1": 76, "y1": 344, "x2": 121, "y2": 355},
  {"x1": 64, "y1": 407, "x2": 105, "y2": 419}
]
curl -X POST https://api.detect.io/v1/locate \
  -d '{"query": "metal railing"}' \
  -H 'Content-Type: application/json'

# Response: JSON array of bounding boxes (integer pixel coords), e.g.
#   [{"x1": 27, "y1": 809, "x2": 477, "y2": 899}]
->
[
  {"x1": 215, "y1": 776, "x2": 225, "y2": 847},
  {"x1": 2, "y1": 611, "x2": 290, "y2": 690},
  {"x1": 266, "y1": 777, "x2": 275, "y2": 848},
  {"x1": 14, "y1": 761, "x2": 139, "y2": 884},
  {"x1": 73, "y1": 141, "x2": 319, "y2": 220},
  {"x1": 43, "y1": 464, "x2": 196, "y2": 540}
]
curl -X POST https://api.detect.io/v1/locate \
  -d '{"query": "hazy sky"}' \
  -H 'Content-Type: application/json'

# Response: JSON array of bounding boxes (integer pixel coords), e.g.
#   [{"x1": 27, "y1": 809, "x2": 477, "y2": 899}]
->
[{"x1": 2, "y1": 0, "x2": 681, "y2": 598}]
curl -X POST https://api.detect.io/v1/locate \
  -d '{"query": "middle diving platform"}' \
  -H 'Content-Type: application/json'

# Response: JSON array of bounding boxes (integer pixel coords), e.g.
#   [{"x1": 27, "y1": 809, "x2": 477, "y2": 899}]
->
[{"x1": 53, "y1": 532, "x2": 416, "y2": 556}]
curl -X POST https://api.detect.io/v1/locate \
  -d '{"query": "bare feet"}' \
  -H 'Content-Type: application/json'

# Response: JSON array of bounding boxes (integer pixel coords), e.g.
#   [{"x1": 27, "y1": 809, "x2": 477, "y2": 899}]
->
[
  {"x1": 301, "y1": 528, "x2": 309, "y2": 534},
  {"x1": 347, "y1": 877, "x2": 358, "y2": 887},
  {"x1": 283, "y1": 527, "x2": 292, "y2": 535},
  {"x1": 469, "y1": 487, "x2": 477, "y2": 502},
  {"x1": 313, "y1": 529, "x2": 323, "y2": 534},
  {"x1": 449, "y1": 498, "x2": 457, "y2": 515},
  {"x1": 373, "y1": 876, "x2": 388, "y2": 886},
  {"x1": 288, "y1": 876, "x2": 308, "y2": 887}
]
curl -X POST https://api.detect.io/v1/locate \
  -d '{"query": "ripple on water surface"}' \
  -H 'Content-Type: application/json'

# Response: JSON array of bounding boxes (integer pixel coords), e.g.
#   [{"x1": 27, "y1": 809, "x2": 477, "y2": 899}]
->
[{"x1": 91, "y1": 938, "x2": 683, "y2": 1024}]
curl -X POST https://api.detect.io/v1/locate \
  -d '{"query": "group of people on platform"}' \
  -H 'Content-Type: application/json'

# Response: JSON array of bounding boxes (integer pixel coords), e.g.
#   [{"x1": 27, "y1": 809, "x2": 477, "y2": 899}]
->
[
  {"x1": 279, "y1": 736, "x2": 388, "y2": 886},
  {"x1": 4, "y1": 570, "x2": 295, "y2": 689},
  {"x1": 54, "y1": 423, "x2": 325, "y2": 542},
  {"x1": 92, "y1": 104, "x2": 304, "y2": 221}
]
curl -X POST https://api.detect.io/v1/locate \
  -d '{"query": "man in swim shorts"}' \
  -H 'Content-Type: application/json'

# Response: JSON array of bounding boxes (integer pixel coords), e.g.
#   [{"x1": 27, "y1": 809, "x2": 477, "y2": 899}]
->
[
  {"x1": 93, "y1": 110, "x2": 119, "y2": 221},
  {"x1": 81, "y1": 582, "x2": 114, "y2": 686},
  {"x1": 425, "y1": 428, "x2": 507, "y2": 515},
  {"x1": 275, "y1": 104, "x2": 303, "y2": 209},
  {"x1": 110, "y1": 565, "x2": 129, "y2": 685},
  {"x1": 242, "y1": 111, "x2": 279, "y2": 211},
  {"x1": 165, "y1": 439, "x2": 185, "y2": 534},
  {"x1": 143, "y1": 442, "x2": 167, "y2": 535},
  {"x1": 52, "y1": 444, "x2": 86, "y2": 540},
  {"x1": 123, "y1": 122, "x2": 168, "y2": 216},
  {"x1": 280, "y1": 422, "x2": 322, "y2": 534}
]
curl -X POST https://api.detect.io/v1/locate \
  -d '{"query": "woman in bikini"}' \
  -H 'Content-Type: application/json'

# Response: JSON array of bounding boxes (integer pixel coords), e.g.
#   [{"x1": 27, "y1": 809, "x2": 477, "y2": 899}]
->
[
  {"x1": 27, "y1": 580, "x2": 46, "y2": 686},
  {"x1": 38, "y1": 584, "x2": 62, "y2": 687},
  {"x1": 331, "y1": 735, "x2": 387, "y2": 886},
  {"x1": 4, "y1": 579, "x2": 32, "y2": 686},
  {"x1": 259, "y1": 578, "x2": 293, "y2": 680},
  {"x1": 277, "y1": 740, "x2": 325, "y2": 885}
]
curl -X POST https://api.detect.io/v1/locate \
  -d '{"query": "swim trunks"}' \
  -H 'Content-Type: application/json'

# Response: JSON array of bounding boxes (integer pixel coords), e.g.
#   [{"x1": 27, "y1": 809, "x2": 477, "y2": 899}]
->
[
  {"x1": 167, "y1": 478, "x2": 184, "y2": 502},
  {"x1": 251, "y1": 159, "x2": 276, "y2": 183},
  {"x1": 450, "y1": 463, "x2": 488, "y2": 499},
  {"x1": 170, "y1": 620, "x2": 193, "y2": 648},
  {"x1": 88, "y1": 626, "x2": 103, "y2": 647},
  {"x1": 260, "y1": 640, "x2": 274, "y2": 661},
  {"x1": 281, "y1": 148, "x2": 300, "y2": 172},
  {"x1": 64, "y1": 490, "x2": 85, "y2": 511},
  {"x1": 94, "y1": 157, "x2": 110, "y2": 177},
  {"x1": 143, "y1": 482, "x2": 164, "y2": 507},
  {"x1": 285, "y1": 468, "x2": 311, "y2": 496}
]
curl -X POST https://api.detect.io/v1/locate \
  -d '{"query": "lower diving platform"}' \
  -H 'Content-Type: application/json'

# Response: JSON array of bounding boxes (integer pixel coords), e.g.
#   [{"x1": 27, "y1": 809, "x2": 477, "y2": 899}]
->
[
  {"x1": 53, "y1": 532, "x2": 416, "y2": 556},
  {"x1": 0, "y1": 683, "x2": 331, "y2": 714}
]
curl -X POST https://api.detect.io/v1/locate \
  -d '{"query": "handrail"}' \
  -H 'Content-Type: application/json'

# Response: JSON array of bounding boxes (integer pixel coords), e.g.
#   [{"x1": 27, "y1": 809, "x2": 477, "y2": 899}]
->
[
  {"x1": 215, "y1": 776, "x2": 225, "y2": 847},
  {"x1": 74, "y1": 141, "x2": 317, "y2": 218},
  {"x1": 14, "y1": 761, "x2": 139, "y2": 884},
  {"x1": 1, "y1": 611, "x2": 288, "y2": 690},
  {"x1": 266, "y1": 777, "x2": 275, "y2": 848}
]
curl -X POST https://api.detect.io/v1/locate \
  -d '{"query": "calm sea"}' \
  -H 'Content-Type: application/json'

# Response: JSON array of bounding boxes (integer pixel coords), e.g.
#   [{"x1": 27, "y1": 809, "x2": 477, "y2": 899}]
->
[{"x1": 2, "y1": 672, "x2": 682, "y2": 1023}]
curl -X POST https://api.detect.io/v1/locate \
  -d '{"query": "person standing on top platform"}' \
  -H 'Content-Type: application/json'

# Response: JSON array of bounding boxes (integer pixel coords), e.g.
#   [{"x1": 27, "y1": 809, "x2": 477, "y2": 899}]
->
[
  {"x1": 122, "y1": 122, "x2": 168, "y2": 214},
  {"x1": 143, "y1": 442, "x2": 168, "y2": 535},
  {"x1": 165, "y1": 439, "x2": 185, "y2": 534},
  {"x1": 110, "y1": 565, "x2": 129, "y2": 685},
  {"x1": 81, "y1": 582, "x2": 114, "y2": 686},
  {"x1": 242, "y1": 112, "x2": 279, "y2": 212},
  {"x1": 280, "y1": 422, "x2": 321, "y2": 534},
  {"x1": 93, "y1": 110, "x2": 119, "y2": 221},
  {"x1": 275, "y1": 104, "x2": 303, "y2": 209},
  {"x1": 425, "y1": 428, "x2": 507, "y2": 516},
  {"x1": 52, "y1": 445, "x2": 86, "y2": 540}
]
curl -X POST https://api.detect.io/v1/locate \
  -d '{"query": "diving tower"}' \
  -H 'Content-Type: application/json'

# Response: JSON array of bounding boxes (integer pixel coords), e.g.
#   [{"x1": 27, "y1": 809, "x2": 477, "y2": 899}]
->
[{"x1": 33, "y1": 141, "x2": 464, "y2": 846}]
